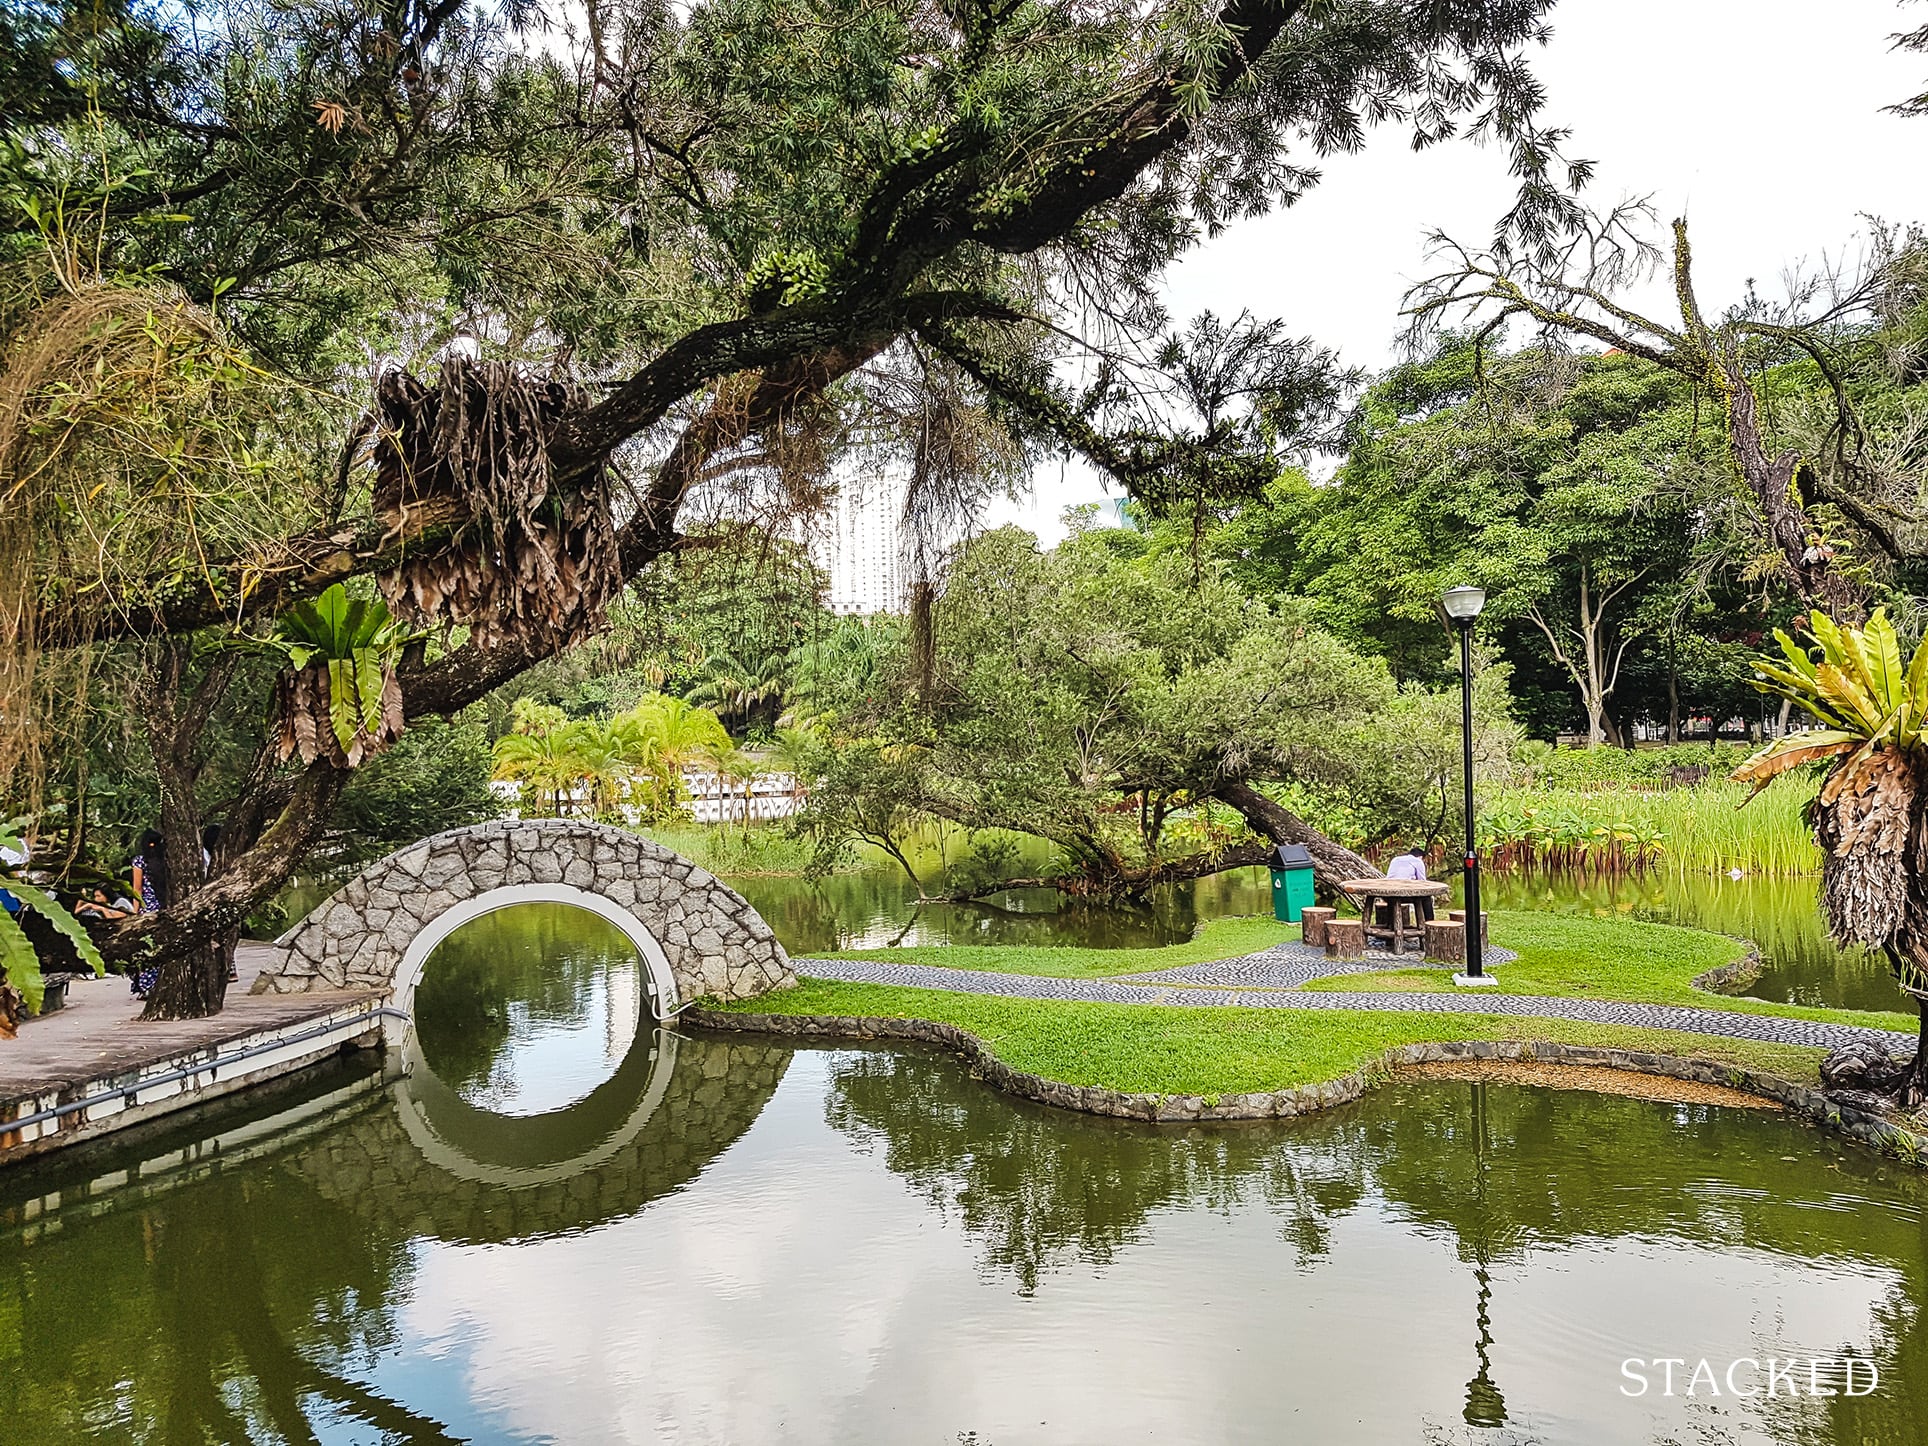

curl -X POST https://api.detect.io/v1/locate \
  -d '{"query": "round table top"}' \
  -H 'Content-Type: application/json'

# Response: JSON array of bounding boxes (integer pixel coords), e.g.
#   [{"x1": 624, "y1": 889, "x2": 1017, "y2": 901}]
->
[{"x1": 1340, "y1": 877, "x2": 1449, "y2": 899}]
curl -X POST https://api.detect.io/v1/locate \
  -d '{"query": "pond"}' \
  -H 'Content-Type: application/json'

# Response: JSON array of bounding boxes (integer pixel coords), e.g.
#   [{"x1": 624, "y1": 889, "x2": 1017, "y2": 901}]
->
[
  {"x1": 267, "y1": 829, "x2": 1899, "y2": 1013},
  {"x1": 3, "y1": 902, "x2": 1924, "y2": 1444}
]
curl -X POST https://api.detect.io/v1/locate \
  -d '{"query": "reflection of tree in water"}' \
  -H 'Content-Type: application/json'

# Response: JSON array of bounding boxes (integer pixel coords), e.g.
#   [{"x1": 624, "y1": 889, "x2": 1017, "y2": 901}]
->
[
  {"x1": 828, "y1": 1052, "x2": 1928, "y2": 1444},
  {"x1": 5, "y1": 1031, "x2": 792, "y2": 1441},
  {"x1": 414, "y1": 901, "x2": 640, "y2": 1097},
  {"x1": 5, "y1": 1152, "x2": 454, "y2": 1443},
  {"x1": 1816, "y1": 1282, "x2": 1928, "y2": 1446},
  {"x1": 823, "y1": 1047, "x2": 1368, "y2": 1294},
  {"x1": 1354, "y1": 1081, "x2": 1928, "y2": 1446},
  {"x1": 731, "y1": 866, "x2": 1271, "y2": 953}
]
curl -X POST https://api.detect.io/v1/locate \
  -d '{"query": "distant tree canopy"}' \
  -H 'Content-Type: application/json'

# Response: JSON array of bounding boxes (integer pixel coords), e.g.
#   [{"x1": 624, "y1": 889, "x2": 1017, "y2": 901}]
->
[{"x1": 1217, "y1": 247, "x2": 1928, "y2": 744}]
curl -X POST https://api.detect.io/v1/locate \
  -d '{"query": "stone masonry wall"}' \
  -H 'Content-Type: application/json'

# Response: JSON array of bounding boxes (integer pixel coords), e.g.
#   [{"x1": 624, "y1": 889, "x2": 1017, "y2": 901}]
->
[{"x1": 253, "y1": 819, "x2": 793, "y2": 1005}]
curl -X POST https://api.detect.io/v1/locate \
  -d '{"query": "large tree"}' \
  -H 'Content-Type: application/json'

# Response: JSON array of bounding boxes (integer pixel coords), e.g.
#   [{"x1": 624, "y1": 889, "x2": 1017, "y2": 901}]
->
[
  {"x1": 4, "y1": 0, "x2": 1579, "y2": 1013},
  {"x1": 1289, "y1": 342, "x2": 1704, "y2": 743},
  {"x1": 798, "y1": 525, "x2": 1515, "y2": 897},
  {"x1": 1406, "y1": 208, "x2": 1928, "y2": 625}
]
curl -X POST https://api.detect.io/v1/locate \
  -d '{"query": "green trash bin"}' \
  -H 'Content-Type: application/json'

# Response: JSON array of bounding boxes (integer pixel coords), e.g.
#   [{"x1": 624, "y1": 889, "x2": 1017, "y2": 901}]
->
[{"x1": 1268, "y1": 844, "x2": 1317, "y2": 923}]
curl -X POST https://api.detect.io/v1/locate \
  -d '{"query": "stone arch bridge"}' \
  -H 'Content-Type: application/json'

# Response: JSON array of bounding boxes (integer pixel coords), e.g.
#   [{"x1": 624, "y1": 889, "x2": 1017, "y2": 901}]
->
[{"x1": 253, "y1": 818, "x2": 795, "y2": 1025}]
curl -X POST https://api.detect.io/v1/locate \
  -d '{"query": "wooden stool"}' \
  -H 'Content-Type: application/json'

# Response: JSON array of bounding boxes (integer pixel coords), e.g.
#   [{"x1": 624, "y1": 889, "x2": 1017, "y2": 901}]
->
[
  {"x1": 1424, "y1": 919, "x2": 1466, "y2": 963},
  {"x1": 1300, "y1": 907, "x2": 1336, "y2": 949},
  {"x1": 1448, "y1": 910, "x2": 1490, "y2": 948},
  {"x1": 1324, "y1": 917, "x2": 1365, "y2": 959}
]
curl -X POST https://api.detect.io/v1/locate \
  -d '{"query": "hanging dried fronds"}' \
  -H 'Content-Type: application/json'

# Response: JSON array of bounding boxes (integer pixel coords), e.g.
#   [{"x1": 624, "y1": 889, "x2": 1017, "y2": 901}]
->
[
  {"x1": 371, "y1": 356, "x2": 621, "y2": 651},
  {"x1": 1734, "y1": 609, "x2": 1928, "y2": 1003},
  {"x1": 1812, "y1": 748, "x2": 1916, "y2": 952},
  {"x1": 0, "y1": 264, "x2": 329, "y2": 812}
]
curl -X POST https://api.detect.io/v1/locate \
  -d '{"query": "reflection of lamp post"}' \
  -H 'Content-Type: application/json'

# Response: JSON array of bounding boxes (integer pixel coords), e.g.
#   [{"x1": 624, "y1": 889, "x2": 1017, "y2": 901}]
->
[
  {"x1": 1441, "y1": 585, "x2": 1490, "y2": 984},
  {"x1": 1462, "y1": 1080, "x2": 1507, "y2": 1429}
]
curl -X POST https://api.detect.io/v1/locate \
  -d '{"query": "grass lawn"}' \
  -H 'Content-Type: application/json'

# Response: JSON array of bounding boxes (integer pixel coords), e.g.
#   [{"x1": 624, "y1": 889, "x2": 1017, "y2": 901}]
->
[
  {"x1": 715, "y1": 978, "x2": 1826, "y2": 1098},
  {"x1": 812, "y1": 912, "x2": 1293, "y2": 978},
  {"x1": 1305, "y1": 909, "x2": 1915, "y2": 1034}
]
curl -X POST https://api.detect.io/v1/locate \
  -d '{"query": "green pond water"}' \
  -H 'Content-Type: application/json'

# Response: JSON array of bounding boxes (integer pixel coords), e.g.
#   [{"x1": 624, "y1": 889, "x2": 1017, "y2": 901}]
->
[{"x1": 6, "y1": 903, "x2": 1926, "y2": 1444}]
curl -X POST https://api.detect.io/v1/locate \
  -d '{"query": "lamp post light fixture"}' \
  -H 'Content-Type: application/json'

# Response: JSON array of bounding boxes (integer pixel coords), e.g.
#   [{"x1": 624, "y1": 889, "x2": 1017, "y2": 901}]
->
[{"x1": 1442, "y1": 586, "x2": 1495, "y2": 987}]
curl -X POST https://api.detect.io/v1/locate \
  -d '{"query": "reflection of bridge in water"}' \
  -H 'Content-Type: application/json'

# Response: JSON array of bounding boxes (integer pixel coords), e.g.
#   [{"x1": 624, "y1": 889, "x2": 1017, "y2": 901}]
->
[
  {"x1": 0, "y1": 1026, "x2": 792, "y2": 1445},
  {"x1": 2, "y1": 1028, "x2": 791, "y2": 1250},
  {"x1": 302, "y1": 1028, "x2": 791, "y2": 1245}
]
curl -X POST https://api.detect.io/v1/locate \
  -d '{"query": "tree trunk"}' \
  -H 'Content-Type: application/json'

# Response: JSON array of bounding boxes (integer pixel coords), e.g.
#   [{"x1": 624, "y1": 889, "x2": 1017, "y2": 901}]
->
[
  {"x1": 137, "y1": 643, "x2": 232, "y2": 1019},
  {"x1": 1907, "y1": 1001, "x2": 1928, "y2": 1108},
  {"x1": 142, "y1": 936, "x2": 235, "y2": 1020},
  {"x1": 1666, "y1": 634, "x2": 1680, "y2": 744},
  {"x1": 1212, "y1": 779, "x2": 1379, "y2": 893},
  {"x1": 1583, "y1": 698, "x2": 1605, "y2": 747}
]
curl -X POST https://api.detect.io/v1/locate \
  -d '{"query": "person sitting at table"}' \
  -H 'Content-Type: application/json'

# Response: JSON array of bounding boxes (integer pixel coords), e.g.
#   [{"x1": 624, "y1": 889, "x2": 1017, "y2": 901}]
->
[{"x1": 1379, "y1": 843, "x2": 1437, "y2": 930}]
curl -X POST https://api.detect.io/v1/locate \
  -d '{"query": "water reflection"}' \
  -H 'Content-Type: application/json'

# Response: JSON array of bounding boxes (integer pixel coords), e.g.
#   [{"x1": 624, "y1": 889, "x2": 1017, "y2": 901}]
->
[
  {"x1": 1476, "y1": 870, "x2": 1896, "y2": 1013},
  {"x1": 730, "y1": 866, "x2": 1273, "y2": 953},
  {"x1": 739, "y1": 861, "x2": 1905, "y2": 1015},
  {"x1": 413, "y1": 902, "x2": 647, "y2": 1116},
  {"x1": 4, "y1": 1042, "x2": 1928, "y2": 1442}
]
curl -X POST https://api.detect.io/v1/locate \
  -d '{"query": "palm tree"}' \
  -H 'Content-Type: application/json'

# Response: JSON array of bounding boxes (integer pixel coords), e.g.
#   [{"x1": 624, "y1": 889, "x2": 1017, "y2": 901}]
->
[
  {"x1": 491, "y1": 726, "x2": 582, "y2": 817},
  {"x1": 625, "y1": 694, "x2": 733, "y2": 817},
  {"x1": 767, "y1": 725, "x2": 821, "y2": 805},
  {"x1": 711, "y1": 745, "x2": 767, "y2": 830},
  {"x1": 685, "y1": 650, "x2": 787, "y2": 729},
  {"x1": 565, "y1": 719, "x2": 638, "y2": 821},
  {"x1": 1735, "y1": 607, "x2": 1928, "y2": 1100},
  {"x1": 781, "y1": 619, "x2": 886, "y2": 729}
]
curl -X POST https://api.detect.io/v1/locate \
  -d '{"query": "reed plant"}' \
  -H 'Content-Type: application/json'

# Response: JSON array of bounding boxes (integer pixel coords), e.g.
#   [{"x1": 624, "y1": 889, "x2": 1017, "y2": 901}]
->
[{"x1": 1480, "y1": 775, "x2": 1821, "y2": 876}]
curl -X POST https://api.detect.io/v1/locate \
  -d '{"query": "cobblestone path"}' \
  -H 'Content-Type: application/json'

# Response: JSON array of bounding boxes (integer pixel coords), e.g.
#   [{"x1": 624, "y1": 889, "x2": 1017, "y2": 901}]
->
[{"x1": 795, "y1": 945, "x2": 1909, "y2": 1052}]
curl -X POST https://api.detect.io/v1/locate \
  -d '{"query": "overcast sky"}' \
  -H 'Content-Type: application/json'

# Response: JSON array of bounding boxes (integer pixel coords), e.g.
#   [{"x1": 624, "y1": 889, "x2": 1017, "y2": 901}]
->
[{"x1": 984, "y1": 0, "x2": 1926, "y2": 541}]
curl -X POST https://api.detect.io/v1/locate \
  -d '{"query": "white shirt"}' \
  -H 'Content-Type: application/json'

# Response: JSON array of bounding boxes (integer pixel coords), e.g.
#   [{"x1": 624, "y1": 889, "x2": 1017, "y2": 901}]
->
[{"x1": 1387, "y1": 853, "x2": 1428, "y2": 881}]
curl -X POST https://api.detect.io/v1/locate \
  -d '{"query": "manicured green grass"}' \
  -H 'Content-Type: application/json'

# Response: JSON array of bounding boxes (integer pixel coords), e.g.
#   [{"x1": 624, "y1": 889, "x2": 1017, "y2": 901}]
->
[
  {"x1": 814, "y1": 913, "x2": 1293, "y2": 978},
  {"x1": 714, "y1": 978, "x2": 1826, "y2": 1097},
  {"x1": 1306, "y1": 909, "x2": 1914, "y2": 1033}
]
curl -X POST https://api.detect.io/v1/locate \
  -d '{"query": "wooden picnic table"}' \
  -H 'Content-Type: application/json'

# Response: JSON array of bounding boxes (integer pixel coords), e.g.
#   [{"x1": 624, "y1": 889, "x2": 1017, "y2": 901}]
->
[{"x1": 1340, "y1": 877, "x2": 1450, "y2": 956}]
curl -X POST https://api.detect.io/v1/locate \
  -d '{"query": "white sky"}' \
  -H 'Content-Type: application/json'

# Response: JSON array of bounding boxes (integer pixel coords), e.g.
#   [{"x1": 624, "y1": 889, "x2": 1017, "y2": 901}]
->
[{"x1": 982, "y1": 0, "x2": 1926, "y2": 542}]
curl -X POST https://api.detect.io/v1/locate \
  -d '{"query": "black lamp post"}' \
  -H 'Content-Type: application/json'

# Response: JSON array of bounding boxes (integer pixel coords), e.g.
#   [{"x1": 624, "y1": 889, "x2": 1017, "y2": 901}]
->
[{"x1": 1442, "y1": 585, "x2": 1487, "y2": 982}]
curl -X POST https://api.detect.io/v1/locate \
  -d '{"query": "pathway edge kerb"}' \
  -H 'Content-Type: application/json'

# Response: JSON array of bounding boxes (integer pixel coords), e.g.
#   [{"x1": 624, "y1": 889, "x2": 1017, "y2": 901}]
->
[{"x1": 682, "y1": 1009, "x2": 1928, "y2": 1162}]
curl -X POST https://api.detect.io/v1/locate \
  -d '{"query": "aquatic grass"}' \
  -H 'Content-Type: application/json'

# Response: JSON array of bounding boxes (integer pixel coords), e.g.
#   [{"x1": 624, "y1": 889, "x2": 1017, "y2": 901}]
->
[
  {"x1": 813, "y1": 913, "x2": 1293, "y2": 978},
  {"x1": 640, "y1": 823, "x2": 820, "y2": 876},
  {"x1": 1481, "y1": 775, "x2": 1821, "y2": 876},
  {"x1": 1306, "y1": 910, "x2": 1912, "y2": 1032},
  {"x1": 713, "y1": 979, "x2": 1828, "y2": 1097}
]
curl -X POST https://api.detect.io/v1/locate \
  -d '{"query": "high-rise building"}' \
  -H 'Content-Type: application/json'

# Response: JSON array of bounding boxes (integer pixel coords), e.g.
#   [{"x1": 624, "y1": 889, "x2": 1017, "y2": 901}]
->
[{"x1": 813, "y1": 478, "x2": 906, "y2": 615}]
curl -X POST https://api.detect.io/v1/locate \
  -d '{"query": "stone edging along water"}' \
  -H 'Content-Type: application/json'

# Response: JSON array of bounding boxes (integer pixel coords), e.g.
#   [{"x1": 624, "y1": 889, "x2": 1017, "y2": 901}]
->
[
  {"x1": 1690, "y1": 940, "x2": 1766, "y2": 994},
  {"x1": 684, "y1": 1008, "x2": 1928, "y2": 1164}
]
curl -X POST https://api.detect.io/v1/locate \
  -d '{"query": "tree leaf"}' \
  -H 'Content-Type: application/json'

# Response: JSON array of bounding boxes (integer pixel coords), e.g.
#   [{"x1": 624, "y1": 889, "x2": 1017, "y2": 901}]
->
[
  {"x1": 1903, "y1": 626, "x2": 1928, "y2": 747},
  {"x1": 6, "y1": 882, "x2": 107, "y2": 978},
  {"x1": 1862, "y1": 608, "x2": 1905, "y2": 711},
  {"x1": 1812, "y1": 664, "x2": 1884, "y2": 735},
  {"x1": 1730, "y1": 730, "x2": 1861, "y2": 800},
  {"x1": 0, "y1": 907, "x2": 46, "y2": 1015}
]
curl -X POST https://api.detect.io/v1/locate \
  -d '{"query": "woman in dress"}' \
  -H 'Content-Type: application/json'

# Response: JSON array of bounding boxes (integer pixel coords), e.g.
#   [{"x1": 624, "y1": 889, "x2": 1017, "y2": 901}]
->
[{"x1": 130, "y1": 828, "x2": 166, "y2": 997}]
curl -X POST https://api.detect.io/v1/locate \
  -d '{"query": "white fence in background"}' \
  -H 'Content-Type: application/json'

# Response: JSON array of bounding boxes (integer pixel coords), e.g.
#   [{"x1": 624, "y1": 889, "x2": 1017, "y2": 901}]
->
[
  {"x1": 682, "y1": 771, "x2": 803, "y2": 824},
  {"x1": 491, "y1": 771, "x2": 803, "y2": 824}
]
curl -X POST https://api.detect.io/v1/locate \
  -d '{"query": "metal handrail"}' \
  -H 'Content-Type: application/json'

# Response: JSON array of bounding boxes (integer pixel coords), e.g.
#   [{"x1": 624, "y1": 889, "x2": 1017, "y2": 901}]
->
[{"x1": 2, "y1": 1003, "x2": 410, "y2": 1136}]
